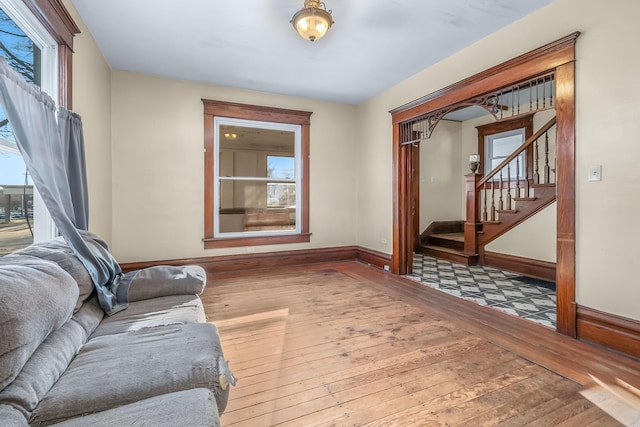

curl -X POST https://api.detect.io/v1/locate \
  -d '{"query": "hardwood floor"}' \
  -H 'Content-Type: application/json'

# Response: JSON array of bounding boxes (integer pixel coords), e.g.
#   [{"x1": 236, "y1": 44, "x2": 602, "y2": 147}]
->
[{"x1": 202, "y1": 261, "x2": 640, "y2": 426}]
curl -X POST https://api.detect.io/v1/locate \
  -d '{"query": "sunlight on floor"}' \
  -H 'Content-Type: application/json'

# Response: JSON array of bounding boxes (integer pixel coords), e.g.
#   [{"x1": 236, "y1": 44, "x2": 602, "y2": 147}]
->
[{"x1": 580, "y1": 376, "x2": 640, "y2": 426}]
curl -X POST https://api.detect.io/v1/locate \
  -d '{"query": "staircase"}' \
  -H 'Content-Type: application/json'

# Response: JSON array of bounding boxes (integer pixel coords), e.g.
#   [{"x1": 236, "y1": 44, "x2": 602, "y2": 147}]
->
[{"x1": 419, "y1": 115, "x2": 557, "y2": 266}]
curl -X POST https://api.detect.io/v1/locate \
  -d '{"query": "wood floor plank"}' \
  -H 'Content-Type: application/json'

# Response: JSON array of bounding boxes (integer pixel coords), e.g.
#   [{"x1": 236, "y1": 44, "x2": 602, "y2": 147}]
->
[{"x1": 201, "y1": 262, "x2": 637, "y2": 426}]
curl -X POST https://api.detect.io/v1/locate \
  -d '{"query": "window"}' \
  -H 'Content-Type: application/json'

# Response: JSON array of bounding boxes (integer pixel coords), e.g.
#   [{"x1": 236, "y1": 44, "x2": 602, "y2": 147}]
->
[
  {"x1": 0, "y1": 1, "x2": 59, "y2": 255},
  {"x1": 476, "y1": 114, "x2": 533, "y2": 180},
  {"x1": 203, "y1": 100, "x2": 311, "y2": 248},
  {"x1": 485, "y1": 128, "x2": 526, "y2": 179}
]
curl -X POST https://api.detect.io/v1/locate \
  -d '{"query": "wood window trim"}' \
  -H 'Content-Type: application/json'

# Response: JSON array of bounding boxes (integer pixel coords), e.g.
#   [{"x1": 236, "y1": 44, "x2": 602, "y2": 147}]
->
[
  {"x1": 476, "y1": 113, "x2": 534, "y2": 178},
  {"x1": 202, "y1": 99, "x2": 312, "y2": 249},
  {"x1": 22, "y1": 0, "x2": 80, "y2": 108},
  {"x1": 390, "y1": 32, "x2": 578, "y2": 337}
]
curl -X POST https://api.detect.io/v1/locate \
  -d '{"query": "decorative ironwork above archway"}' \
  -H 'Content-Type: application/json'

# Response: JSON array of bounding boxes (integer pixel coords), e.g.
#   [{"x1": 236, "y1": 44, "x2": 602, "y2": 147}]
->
[{"x1": 399, "y1": 72, "x2": 555, "y2": 146}]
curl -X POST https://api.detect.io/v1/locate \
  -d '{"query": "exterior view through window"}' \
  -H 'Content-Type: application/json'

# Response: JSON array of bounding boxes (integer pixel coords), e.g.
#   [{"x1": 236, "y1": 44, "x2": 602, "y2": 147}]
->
[{"x1": 0, "y1": 8, "x2": 39, "y2": 255}]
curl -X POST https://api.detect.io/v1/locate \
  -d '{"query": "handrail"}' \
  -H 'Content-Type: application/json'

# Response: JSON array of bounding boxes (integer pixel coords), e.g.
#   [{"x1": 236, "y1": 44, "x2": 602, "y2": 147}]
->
[{"x1": 477, "y1": 116, "x2": 557, "y2": 189}]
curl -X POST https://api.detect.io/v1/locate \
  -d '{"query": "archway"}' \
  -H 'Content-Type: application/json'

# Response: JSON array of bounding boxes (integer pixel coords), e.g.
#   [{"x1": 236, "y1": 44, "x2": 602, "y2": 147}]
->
[{"x1": 390, "y1": 33, "x2": 579, "y2": 337}]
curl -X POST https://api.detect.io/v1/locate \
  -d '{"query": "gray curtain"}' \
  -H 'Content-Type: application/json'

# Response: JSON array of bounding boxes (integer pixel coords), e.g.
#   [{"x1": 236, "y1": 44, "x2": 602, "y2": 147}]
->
[
  {"x1": 0, "y1": 57, "x2": 129, "y2": 315},
  {"x1": 58, "y1": 109, "x2": 89, "y2": 230}
]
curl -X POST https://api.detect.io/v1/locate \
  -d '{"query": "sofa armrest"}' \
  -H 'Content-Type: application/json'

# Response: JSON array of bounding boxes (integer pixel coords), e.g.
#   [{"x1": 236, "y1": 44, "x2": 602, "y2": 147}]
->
[{"x1": 126, "y1": 265, "x2": 206, "y2": 302}]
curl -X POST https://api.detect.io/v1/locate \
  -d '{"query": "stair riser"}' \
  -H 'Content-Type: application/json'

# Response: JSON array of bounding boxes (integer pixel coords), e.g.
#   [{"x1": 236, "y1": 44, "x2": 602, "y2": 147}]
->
[{"x1": 426, "y1": 236, "x2": 464, "y2": 251}]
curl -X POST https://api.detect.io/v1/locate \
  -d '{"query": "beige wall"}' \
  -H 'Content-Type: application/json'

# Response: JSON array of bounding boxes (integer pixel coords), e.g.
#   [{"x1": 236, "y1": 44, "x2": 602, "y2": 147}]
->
[
  {"x1": 419, "y1": 120, "x2": 463, "y2": 231},
  {"x1": 63, "y1": 0, "x2": 113, "y2": 244},
  {"x1": 356, "y1": 0, "x2": 640, "y2": 320},
  {"x1": 110, "y1": 71, "x2": 358, "y2": 262}
]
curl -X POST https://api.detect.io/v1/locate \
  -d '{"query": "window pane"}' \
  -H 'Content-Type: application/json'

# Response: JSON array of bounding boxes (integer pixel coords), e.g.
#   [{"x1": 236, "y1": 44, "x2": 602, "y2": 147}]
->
[
  {"x1": 219, "y1": 125, "x2": 294, "y2": 178},
  {"x1": 0, "y1": 8, "x2": 40, "y2": 255},
  {"x1": 267, "y1": 156, "x2": 295, "y2": 179},
  {"x1": 267, "y1": 182, "x2": 295, "y2": 208},
  {"x1": 219, "y1": 180, "x2": 296, "y2": 233},
  {"x1": 492, "y1": 134, "x2": 523, "y2": 157}
]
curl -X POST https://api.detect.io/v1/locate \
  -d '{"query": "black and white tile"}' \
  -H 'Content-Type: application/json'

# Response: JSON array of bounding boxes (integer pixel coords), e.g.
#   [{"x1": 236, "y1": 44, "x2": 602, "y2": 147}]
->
[{"x1": 406, "y1": 254, "x2": 556, "y2": 328}]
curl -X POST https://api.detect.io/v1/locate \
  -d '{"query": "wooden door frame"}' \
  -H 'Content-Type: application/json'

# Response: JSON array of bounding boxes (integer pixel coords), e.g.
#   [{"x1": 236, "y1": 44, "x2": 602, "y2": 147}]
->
[{"x1": 390, "y1": 33, "x2": 579, "y2": 337}]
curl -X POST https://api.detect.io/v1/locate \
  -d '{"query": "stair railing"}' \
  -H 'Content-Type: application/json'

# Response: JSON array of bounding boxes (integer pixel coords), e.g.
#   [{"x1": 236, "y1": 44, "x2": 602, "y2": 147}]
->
[{"x1": 464, "y1": 115, "x2": 557, "y2": 255}]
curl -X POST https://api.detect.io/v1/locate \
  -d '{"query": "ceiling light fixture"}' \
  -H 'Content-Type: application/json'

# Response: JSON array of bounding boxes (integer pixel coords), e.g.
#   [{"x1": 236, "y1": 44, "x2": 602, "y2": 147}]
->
[
  {"x1": 291, "y1": 0, "x2": 334, "y2": 42},
  {"x1": 224, "y1": 133, "x2": 237, "y2": 140}
]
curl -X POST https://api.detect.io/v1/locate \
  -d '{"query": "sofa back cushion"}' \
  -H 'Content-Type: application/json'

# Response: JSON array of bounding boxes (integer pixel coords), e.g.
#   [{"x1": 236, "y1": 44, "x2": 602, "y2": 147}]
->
[
  {"x1": 8, "y1": 237, "x2": 94, "y2": 312},
  {"x1": 0, "y1": 256, "x2": 78, "y2": 390}
]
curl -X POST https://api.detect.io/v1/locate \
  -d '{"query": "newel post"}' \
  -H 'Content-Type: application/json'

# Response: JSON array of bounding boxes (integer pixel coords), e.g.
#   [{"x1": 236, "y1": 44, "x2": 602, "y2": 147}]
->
[{"x1": 464, "y1": 173, "x2": 482, "y2": 255}]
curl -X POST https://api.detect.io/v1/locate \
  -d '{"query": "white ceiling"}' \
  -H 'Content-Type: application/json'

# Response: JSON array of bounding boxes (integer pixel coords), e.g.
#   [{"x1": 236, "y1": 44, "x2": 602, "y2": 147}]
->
[{"x1": 70, "y1": 0, "x2": 554, "y2": 105}]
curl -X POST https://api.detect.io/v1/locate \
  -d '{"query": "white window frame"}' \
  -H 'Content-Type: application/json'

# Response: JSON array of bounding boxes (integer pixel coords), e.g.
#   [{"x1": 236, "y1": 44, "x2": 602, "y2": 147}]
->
[
  {"x1": 213, "y1": 117, "x2": 302, "y2": 238},
  {"x1": 0, "y1": 0, "x2": 58, "y2": 243}
]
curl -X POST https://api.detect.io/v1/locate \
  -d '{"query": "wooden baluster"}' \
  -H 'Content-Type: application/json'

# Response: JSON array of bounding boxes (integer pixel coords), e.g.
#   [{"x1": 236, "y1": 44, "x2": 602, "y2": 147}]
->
[
  {"x1": 498, "y1": 171, "x2": 504, "y2": 211},
  {"x1": 550, "y1": 75, "x2": 554, "y2": 107},
  {"x1": 530, "y1": 81, "x2": 533, "y2": 113},
  {"x1": 490, "y1": 180, "x2": 496, "y2": 221},
  {"x1": 536, "y1": 78, "x2": 540, "y2": 110},
  {"x1": 517, "y1": 85, "x2": 520, "y2": 115},
  {"x1": 534, "y1": 139, "x2": 540, "y2": 184},
  {"x1": 516, "y1": 155, "x2": 521, "y2": 198},
  {"x1": 544, "y1": 130, "x2": 550, "y2": 184},
  {"x1": 506, "y1": 164, "x2": 512, "y2": 210},
  {"x1": 482, "y1": 182, "x2": 488, "y2": 221},
  {"x1": 543, "y1": 76, "x2": 546, "y2": 108}
]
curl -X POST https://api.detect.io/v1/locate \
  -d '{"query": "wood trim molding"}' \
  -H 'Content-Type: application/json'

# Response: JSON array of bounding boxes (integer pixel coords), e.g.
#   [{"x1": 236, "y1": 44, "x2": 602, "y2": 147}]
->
[
  {"x1": 356, "y1": 247, "x2": 393, "y2": 271},
  {"x1": 577, "y1": 306, "x2": 640, "y2": 360},
  {"x1": 482, "y1": 251, "x2": 555, "y2": 282},
  {"x1": 120, "y1": 246, "x2": 392, "y2": 275}
]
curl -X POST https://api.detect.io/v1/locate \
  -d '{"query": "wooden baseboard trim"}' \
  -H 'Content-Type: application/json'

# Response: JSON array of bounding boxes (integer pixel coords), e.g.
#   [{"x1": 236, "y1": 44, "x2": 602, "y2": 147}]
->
[
  {"x1": 577, "y1": 306, "x2": 640, "y2": 360},
  {"x1": 356, "y1": 247, "x2": 393, "y2": 270},
  {"x1": 483, "y1": 251, "x2": 556, "y2": 282},
  {"x1": 120, "y1": 246, "x2": 388, "y2": 275}
]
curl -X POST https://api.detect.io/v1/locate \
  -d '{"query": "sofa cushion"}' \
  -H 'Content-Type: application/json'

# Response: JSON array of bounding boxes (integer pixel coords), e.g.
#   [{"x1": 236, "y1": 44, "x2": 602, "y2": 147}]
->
[
  {"x1": 48, "y1": 388, "x2": 220, "y2": 427},
  {"x1": 90, "y1": 294, "x2": 205, "y2": 338},
  {"x1": 127, "y1": 265, "x2": 207, "y2": 302},
  {"x1": 0, "y1": 297, "x2": 103, "y2": 418},
  {"x1": 31, "y1": 323, "x2": 231, "y2": 425},
  {"x1": 9, "y1": 237, "x2": 93, "y2": 312},
  {"x1": 0, "y1": 256, "x2": 78, "y2": 390},
  {"x1": 0, "y1": 404, "x2": 28, "y2": 426}
]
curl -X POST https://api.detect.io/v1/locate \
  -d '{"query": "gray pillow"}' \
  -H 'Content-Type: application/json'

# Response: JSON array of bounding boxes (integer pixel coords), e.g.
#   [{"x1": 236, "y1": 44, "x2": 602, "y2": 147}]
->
[
  {"x1": 127, "y1": 265, "x2": 207, "y2": 302},
  {"x1": 8, "y1": 237, "x2": 93, "y2": 312},
  {"x1": 0, "y1": 255, "x2": 78, "y2": 390}
]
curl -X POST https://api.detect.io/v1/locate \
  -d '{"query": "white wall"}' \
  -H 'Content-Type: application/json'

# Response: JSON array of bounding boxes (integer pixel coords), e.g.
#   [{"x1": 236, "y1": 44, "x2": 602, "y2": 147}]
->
[
  {"x1": 110, "y1": 71, "x2": 358, "y2": 262},
  {"x1": 63, "y1": 0, "x2": 113, "y2": 244},
  {"x1": 356, "y1": 0, "x2": 640, "y2": 321}
]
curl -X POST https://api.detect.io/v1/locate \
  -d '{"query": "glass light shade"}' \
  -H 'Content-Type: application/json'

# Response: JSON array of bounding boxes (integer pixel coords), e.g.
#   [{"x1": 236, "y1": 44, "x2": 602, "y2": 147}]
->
[{"x1": 291, "y1": 4, "x2": 333, "y2": 42}]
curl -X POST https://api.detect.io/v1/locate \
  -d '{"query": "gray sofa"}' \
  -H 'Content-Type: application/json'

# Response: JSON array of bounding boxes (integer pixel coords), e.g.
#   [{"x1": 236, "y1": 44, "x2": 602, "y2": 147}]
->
[{"x1": 0, "y1": 236, "x2": 234, "y2": 426}]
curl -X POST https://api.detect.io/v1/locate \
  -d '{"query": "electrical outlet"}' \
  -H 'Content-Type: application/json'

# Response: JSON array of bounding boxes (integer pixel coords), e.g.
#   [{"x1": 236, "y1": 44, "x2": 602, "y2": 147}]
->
[{"x1": 383, "y1": 265, "x2": 390, "y2": 271}]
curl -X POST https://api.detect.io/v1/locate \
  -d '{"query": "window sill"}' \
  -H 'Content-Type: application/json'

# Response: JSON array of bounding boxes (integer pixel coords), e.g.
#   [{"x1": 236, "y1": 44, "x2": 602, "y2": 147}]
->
[{"x1": 204, "y1": 233, "x2": 311, "y2": 249}]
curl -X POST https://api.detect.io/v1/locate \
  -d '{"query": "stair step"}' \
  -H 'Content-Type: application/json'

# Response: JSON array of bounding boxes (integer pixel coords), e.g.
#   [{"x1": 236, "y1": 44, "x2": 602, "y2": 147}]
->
[
  {"x1": 513, "y1": 197, "x2": 536, "y2": 202},
  {"x1": 496, "y1": 209, "x2": 518, "y2": 214},
  {"x1": 418, "y1": 245, "x2": 478, "y2": 266},
  {"x1": 430, "y1": 232, "x2": 464, "y2": 242}
]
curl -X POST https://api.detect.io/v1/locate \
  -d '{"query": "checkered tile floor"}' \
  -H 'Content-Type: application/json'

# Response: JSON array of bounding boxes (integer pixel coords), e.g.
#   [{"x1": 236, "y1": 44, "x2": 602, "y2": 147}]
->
[{"x1": 406, "y1": 253, "x2": 557, "y2": 328}]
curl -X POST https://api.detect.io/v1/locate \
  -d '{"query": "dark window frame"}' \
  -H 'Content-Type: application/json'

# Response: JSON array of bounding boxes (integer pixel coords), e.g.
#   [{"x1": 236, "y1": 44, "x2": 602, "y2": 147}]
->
[{"x1": 202, "y1": 99, "x2": 311, "y2": 249}]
